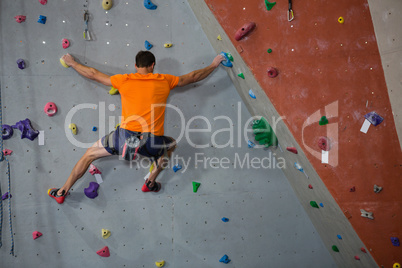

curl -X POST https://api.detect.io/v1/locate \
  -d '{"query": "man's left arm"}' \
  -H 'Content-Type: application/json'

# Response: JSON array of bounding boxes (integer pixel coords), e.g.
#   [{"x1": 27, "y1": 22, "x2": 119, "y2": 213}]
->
[{"x1": 177, "y1": 54, "x2": 224, "y2": 87}]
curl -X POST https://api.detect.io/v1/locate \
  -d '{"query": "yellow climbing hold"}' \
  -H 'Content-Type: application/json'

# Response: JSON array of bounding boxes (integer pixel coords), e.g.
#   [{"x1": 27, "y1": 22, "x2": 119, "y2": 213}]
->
[
  {"x1": 217, "y1": 35, "x2": 222, "y2": 41},
  {"x1": 69, "y1": 123, "x2": 77, "y2": 135},
  {"x1": 102, "y1": 229, "x2": 111, "y2": 239},
  {"x1": 338, "y1": 17, "x2": 344, "y2": 24},
  {"x1": 155, "y1": 260, "x2": 165, "y2": 267},
  {"x1": 60, "y1": 58, "x2": 69, "y2": 68},
  {"x1": 109, "y1": 86, "x2": 118, "y2": 95},
  {"x1": 102, "y1": 0, "x2": 113, "y2": 10},
  {"x1": 115, "y1": 123, "x2": 120, "y2": 129},
  {"x1": 164, "y1": 43, "x2": 173, "y2": 48}
]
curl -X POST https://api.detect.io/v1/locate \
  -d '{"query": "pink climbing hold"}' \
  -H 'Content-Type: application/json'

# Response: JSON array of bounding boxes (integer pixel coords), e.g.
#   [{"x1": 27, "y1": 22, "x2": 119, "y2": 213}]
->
[
  {"x1": 308, "y1": 184, "x2": 313, "y2": 189},
  {"x1": 89, "y1": 164, "x2": 101, "y2": 175},
  {"x1": 39, "y1": 0, "x2": 47, "y2": 5},
  {"x1": 361, "y1": 247, "x2": 367, "y2": 253},
  {"x1": 14, "y1": 15, "x2": 26, "y2": 23},
  {"x1": 354, "y1": 256, "x2": 360, "y2": 260},
  {"x1": 267, "y1": 67, "x2": 278, "y2": 78},
  {"x1": 44, "y1": 102, "x2": 57, "y2": 116},
  {"x1": 286, "y1": 147, "x2": 298, "y2": 154},
  {"x1": 318, "y1": 136, "x2": 330, "y2": 151},
  {"x1": 235, "y1": 22, "x2": 256, "y2": 41},
  {"x1": 32, "y1": 231, "x2": 43, "y2": 240},
  {"x1": 3, "y1": 149, "x2": 13, "y2": 156},
  {"x1": 62, "y1": 39, "x2": 70, "y2": 49},
  {"x1": 97, "y1": 246, "x2": 110, "y2": 257}
]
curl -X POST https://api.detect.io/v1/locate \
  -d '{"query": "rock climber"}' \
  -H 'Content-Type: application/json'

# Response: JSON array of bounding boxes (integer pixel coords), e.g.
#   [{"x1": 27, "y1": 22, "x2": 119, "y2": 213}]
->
[{"x1": 48, "y1": 51, "x2": 224, "y2": 204}]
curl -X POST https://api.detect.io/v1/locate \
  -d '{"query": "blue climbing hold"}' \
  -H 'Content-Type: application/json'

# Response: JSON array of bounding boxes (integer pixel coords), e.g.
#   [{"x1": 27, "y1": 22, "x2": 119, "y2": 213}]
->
[
  {"x1": 221, "y1": 217, "x2": 229, "y2": 222},
  {"x1": 319, "y1": 202, "x2": 324, "y2": 207},
  {"x1": 337, "y1": 234, "x2": 342, "y2": 240},
  {"x1": 92, "y1": 126, "x2": 98, "y2": 132},
  {"x1": 365, "y1": 111, "x2": 384, "y2": 126},
  {"x1": 219, "y1": 254, "x2": 231, "y2": 264},
  {"x1": 391, "y1": 237, "x2": 400, "y2": 247},
  {"x1": 220, "y1": 52, "x2": 233, "y2": 68},
  {"x1": 144, "y1": 0, "x2": 157, "y2": 10},
  {"x1": 248, "y1": 140, "x2": 256, "y2": 148},
  {"x1": 84, "y1": 182, "x2": 100, "y2": 199},
  {"x1": 249, "y1": 89, "x2": 256, "y2": 99},
  {"x1": 145, "y1": 40, "x2": 153, "y2": 50},
  {"x1": 38, "y1": 15, "x2": 47, "y2": 24},
  {"x1": 173, "y1": 164, "x2": 182, "y2": 173}
]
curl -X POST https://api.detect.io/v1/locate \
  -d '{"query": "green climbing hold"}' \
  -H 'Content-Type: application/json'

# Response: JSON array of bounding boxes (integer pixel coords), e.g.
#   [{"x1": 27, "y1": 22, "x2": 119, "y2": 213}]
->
[
  {"x1": 265, "y1": 0, "x2": 276, "y2": 11},
  {"x1": 310, "y1": 201, "x2": 319, "y2": 209},
  {"x1": 267, "y1": 48, "x2": 273, "y2": 53},
  {"x1": 252, "y1": 117, "x2": 278, "y2": 148},
  {"x1": 319, "y1": 116, "x2": 329, "y2": 125},
  {"x1": 238, "y1": 73, "x2": 245, "y2": 79},
  {"x1": 192, "y1": 182, "x2": 201, "y2": 193},
  {"x1": 227, "y1": 52, "x2": 233, "y2": 61},
  {"x1": 332, "y1": 245, "x2": 339, "y2": 252}
]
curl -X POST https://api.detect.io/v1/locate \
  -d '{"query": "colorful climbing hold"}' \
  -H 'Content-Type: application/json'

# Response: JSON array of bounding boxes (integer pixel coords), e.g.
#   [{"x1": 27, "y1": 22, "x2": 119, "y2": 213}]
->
[
  {"x1": 217, "y1": 35, "x2": 222, "y2": 41},
  {"x1": 62, "y1": 39, "x2": 70, "y2": 49},
  {"x1": 144, "y1": 0, "x2": 157, "y2": 10},
  {"x1": 44, "y1": 102, "x2": 57, "y2": 116},
  {"x1": 102, "y1": 229, "x2": 111, "y2": 239},
  {"x1": 219, "y1": 52, "x2": 233, "y2": 68},
  {"x1": 39, "y1": 0, "x2": 47, "y2": 5},
  {"x1": 32, "y1": 231, "x2": 43, "y2": 240},
  {"x1": 248, "y1": 140, "x2": 256, "y2": 148},
  {"x1": 145, "y1": 40, "x2": 153, "y2": 50},
  {"x1": 286, "y1": 147, "x2": 298, "y2": 154},
  {"x1": 92, "y1": 126, "x2": 98, "y2": 132},
  {"x1": 267, "y1": 67, "x2": 278, "y2": 78},
  {"x1": 89, "y1": 164, "x2": 101, "y2": 175},
  {"x1": 235, "y1": 22, "x2": 256, "y2": 41},
  {"x1": 155, "y1": 260, "x2": 165, "y2": 267},
  {"x1": 318, "y1": 136, "x2": 330, "y2": 151},
  {"x1": 310, "y1": 201, "x2": 319, "y2": 209},
  {"x1": 102, "y1": 0, "x2": 113, "y2": 10},
  {"x1": 14, "y1": 15, "x2": 26, "y2": 23},
  {"x1": 338, "y1": 17, "x2": 344, "y2": 24},
  {"x1": 391, "y1": 237, "x2": 400, "y2": 247},
  {"x1": 192, "y1": 182, "x2": 201, "y2": 193},
  {"x1": 164, "y1": 43, "x2": 173, "y2": 48},
  {"x1": 69, "y1": 123, "x2": 77, "y2": 135},
  {"x1": 96, "y1": 246, "x2": 110, "y2": 257},
  {"x1": 47, "y1": 188, "x2": 66, "y2": 204},
  {"x1": 60, "y1": 58, "x2": 69, "y2": 68},
  {"x1": 173, "y1": 164, "x2": 182, "y2": 173},
  {"x1": 365, "y1": 111, "x2": 384, "y2": 126},
  {"x1": 354, "y1": 256, "x2": 360, "y2": 260},
  {"x1": 238, "y1": 73, "x2": 245, "y2": 79},
  {"x1": 3, "y1": 149, "x2": 13, "y2": 156},
  {"x1": 12, "y1": 118, "x2": 39, "y2": 141},
  {"x1": 249, "y1": 89, "x2": 256, "y2": 99},
  {"x1": 2, "y1": 125, "x2": 13, "y2": 140},
  {"x1": 374, "y1": 184, "x2": 382, "y2": 193},
  {"x1": 252, "y1": 117, "x2": 278, "y2": 148},
  {"x1": 265, "y1": 0, "x2": 276, "y2": 11},
  {"x1": 319, "y1": 116, "x2": 329, "y2": 125},
  {"x1": 337, "y1": 235, "x2": 342, "y2": 240},
  {"x1": 360, "y1": 209, "x2": 374, "y2": 220},
  {"x1": 267, "y1": 48, "x2": 273, "y2": 53},
  {"x1": 17, "y1": 59, "x2": 25, "y2": 70},
  {"x1": 109, "y1": 86, "x2": 118, "y2": 95},
  {"x1": 219, "y1": 254, "x2": 231, "y2": 264},
  {"x1": 221, "y1": 217, "x2": 229, "y2": 222},
  {"x1": 332, "y1": 245, "x2": 339, "y2": 252},
  {"x1": 37, "y1": 15, "x2": 47, "y2": 24},
  {"x1": 226, "y1": 53, "x2": 233, "y2": 61},
  {"x1": 294, "y1": 162, "x2": 309, "y2": 178}
]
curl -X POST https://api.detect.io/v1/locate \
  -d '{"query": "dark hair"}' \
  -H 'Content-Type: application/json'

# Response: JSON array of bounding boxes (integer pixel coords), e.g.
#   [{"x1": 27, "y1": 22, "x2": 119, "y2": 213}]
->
[{"x1": 135, "y1": 51, "x2": 155, "y2": 68}]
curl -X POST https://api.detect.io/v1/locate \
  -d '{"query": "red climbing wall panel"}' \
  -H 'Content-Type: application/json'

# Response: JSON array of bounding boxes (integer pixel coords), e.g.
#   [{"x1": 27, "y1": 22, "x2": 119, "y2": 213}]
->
[{"x1": 204, "y1": 0, "x2": 402, "y2": 266}]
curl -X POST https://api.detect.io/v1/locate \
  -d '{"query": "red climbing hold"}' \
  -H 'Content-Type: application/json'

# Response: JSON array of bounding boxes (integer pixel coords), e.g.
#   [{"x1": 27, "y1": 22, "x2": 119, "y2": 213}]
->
[
  {"x1": 354, "y1": 256, "x2": 360, "y2": 260},
  {"x1": 286, "y1": 147, "x2": 298, "y2": 154},
  {"x1": 32, "y1": 231, "x2": 43, "y2": 240},
  {"x1": 235, "y1": 22, "x2": 256, "y2": 41},
  {"x1": 308, "y1": 184, "x2": 313, "y2": 189},
  {"x1": 47, "y1": 188, "x2": 66, "y2": 204},
  {"x1": 267, "y1": 67, "x2": 278, "y2": 78},
  {"x1": 350, "y1": 186, "x2": 356, "y2": 192},
  {"x1": 361, "y1": 247, "x2": 367, "y2": 253},
  {"x1": 39, "y1": 0, "x2": 47, "y2": 5},
  {"x1": 318, "y1": 136, "x2": 330, "y2": 151},
  {"x1": 97, "y1": 246, "x2": 110, "y2": 257}
]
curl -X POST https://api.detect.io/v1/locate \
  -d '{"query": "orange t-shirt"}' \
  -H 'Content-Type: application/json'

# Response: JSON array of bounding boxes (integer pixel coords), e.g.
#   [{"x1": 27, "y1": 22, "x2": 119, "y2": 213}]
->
[{"x1": 111, "y1": 73, "x2": 179, "y2": 136}]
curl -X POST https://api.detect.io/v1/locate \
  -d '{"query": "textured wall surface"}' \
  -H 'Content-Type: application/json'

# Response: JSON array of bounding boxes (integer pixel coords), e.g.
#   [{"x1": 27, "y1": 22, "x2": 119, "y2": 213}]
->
[{"x1": 0, "y1": 1, "x2": 337, "y2": 267}]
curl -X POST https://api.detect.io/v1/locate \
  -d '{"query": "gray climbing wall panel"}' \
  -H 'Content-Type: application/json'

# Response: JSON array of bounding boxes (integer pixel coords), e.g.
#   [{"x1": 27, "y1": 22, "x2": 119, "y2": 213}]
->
[{"x1": 0, "y1": 1, "x2": 336, "y2": 267}]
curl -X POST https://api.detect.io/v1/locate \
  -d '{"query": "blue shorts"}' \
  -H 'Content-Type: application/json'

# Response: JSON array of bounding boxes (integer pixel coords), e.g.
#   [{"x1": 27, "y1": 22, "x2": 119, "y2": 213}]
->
[{"x1": 101, "y1": 127, "x2": 175, "y2": 158}]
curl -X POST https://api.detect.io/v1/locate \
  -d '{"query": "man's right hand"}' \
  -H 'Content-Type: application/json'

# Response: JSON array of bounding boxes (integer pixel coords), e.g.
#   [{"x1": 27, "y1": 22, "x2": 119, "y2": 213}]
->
[
  {"x1": 212, "y1": 54, "x2": 225, "y2": 68},
  {"x1": 61, "y1": 53, "x2": 76, "y2": 67}
]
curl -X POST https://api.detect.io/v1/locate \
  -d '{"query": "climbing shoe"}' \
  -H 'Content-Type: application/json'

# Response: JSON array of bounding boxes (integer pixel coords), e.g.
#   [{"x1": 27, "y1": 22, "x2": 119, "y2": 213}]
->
[
  {"x1": 48, "y1": 188, "x2": 66, "y2": 204},
  {"x1": 141, "y1": 180, "x2": 161, "y2": 193}
]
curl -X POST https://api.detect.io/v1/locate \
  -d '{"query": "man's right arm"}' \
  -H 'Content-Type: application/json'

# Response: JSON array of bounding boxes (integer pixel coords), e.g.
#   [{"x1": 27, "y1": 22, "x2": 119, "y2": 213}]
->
[{"x1": 62, "y1": 54, "x2": 112, "y2": 86}]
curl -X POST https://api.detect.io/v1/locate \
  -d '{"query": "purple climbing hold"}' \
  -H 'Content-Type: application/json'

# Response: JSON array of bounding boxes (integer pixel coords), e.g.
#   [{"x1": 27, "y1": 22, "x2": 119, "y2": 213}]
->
[
  {"x1": 2, "y1": 124, "x2": 14, "y2": 140},
  {"x1": 17, "y1": 59, "x2": 25, "y2": 70},
  {"x1": 84, "y1": 182, "x2": 100, "y2": 199},
  {"x1": 2, "y1": 192, "x2": 12, "y2": 200},
  {"x1": 391, "y1": 237, "x2": 400, "y2": 247},
  {"x1": 12, "y1": 119, "x2": 39, "y2": 141},
  {"x1": 364, "y1": 111, "x2": 384, "y2": 126}
]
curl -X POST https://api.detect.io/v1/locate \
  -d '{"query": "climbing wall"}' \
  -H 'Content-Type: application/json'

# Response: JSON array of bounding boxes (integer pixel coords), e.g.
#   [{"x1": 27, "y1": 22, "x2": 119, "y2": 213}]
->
[
  {"x1": 0, "y1": 1, "x2": 339, "y2": 267},
  {"x1": 200, "y1": 0, "x2": 402, "y2": 267}
]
